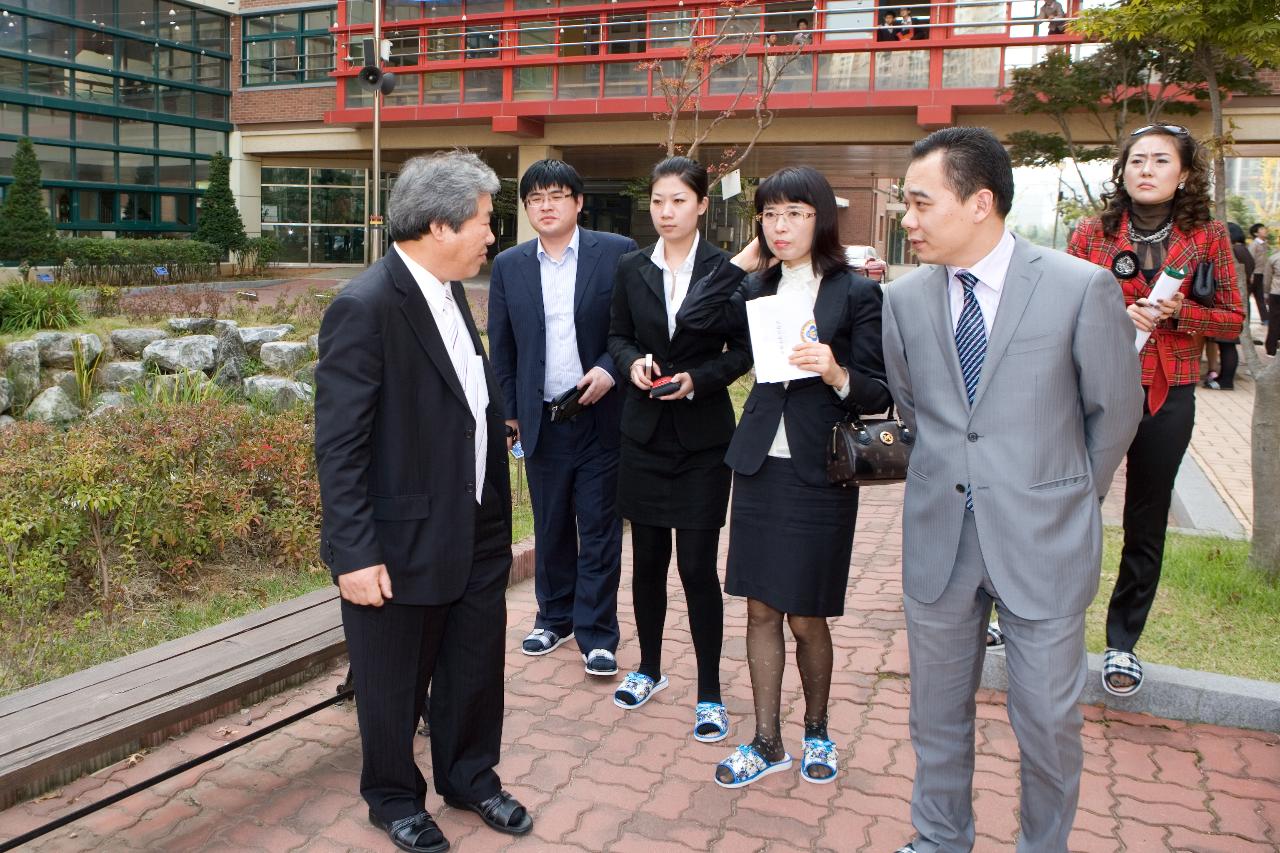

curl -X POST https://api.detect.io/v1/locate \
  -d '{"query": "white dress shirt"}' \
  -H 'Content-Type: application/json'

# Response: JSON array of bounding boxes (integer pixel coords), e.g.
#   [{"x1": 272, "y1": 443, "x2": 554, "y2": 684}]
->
[
  {"x1": 652, "y1": 230, "x2": 700, "y2": 339},
  {"x1": 767, "y1": 262, "x2": 850, "y2": 459},
  {"x1": 946, "y1": 229, "x2": 1016, "y2": 337},
  {"x1": 394, "y1": 244, "x2": 488, "y2": 501},
  {"x1": 538, "y1": 227, "x2": 583, "y2": 401}
]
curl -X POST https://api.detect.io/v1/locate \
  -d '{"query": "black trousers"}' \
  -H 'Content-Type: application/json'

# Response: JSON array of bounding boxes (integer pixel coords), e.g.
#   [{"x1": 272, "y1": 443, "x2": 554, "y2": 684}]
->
[
  {"x1": 1249, "y1": 274, "x2": 1270, "y2": 324},
  {"x1": 1267, "y1": 294, "x2": 1280, "y2": 357},
  {"x1": 342, "y1": 479, "x2": 511, "y2": 823},
  {"x1": 1106, "y1": 383, "x2": 1195, "y2": 652}
]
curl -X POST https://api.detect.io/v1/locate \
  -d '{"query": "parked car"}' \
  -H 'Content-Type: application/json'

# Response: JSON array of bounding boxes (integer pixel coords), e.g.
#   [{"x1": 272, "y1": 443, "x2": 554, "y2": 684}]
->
[{"x1": 844, "y1": 245, "x2": 887, "y2": 282}]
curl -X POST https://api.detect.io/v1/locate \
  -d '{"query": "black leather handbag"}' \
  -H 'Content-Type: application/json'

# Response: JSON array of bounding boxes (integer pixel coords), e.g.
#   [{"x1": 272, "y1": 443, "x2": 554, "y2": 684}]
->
[
  {"x1": 826, "y1": 382, "x2": 913, "y2": 487},
  {"x1": 548, "y1": 386, "x2": 586, "y2": 423},
  {"x1": 1189, "y1": 260, "x2": 1214, "y2": 309}
]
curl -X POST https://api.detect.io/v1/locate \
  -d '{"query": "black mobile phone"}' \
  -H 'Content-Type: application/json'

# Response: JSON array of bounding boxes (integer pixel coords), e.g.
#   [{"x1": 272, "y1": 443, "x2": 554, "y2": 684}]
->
[{"x1": 650, "y1": 376, "x2": 681, "y2": 398}]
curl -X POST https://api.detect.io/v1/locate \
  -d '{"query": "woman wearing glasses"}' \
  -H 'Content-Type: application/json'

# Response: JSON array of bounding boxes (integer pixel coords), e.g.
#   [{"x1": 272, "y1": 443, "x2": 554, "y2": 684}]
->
[
  {"x1": 713, "y1": 166, "x2": 889, "y2": 788},
  {"x1": 606, "y1": 157, "x2": 750, "y2": 740},
  {"x1": 1067, "y1": 125, "x2": 1242, "y2": 697}
]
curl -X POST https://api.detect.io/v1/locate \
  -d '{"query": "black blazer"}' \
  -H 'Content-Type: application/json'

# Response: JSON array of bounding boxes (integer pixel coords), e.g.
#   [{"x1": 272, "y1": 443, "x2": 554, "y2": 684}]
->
[
  {"x1": 315, "y1": 249, "x2": 511, "y2": 605},
  {"x1": 487, "y1": 228, "x2": 638, "y2": 457},
  {"x1": 607, "y1": 237, "x2": 751, "y2": 452},
  {"x1": 724, "y1": 266, "x2": 890, "y2": 487}
]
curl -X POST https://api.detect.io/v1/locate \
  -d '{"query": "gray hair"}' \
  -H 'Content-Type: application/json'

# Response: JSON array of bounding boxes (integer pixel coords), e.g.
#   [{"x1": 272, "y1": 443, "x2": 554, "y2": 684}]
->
[{"x1": 386, "y1": 150, "x2": 501, "y2": 241}]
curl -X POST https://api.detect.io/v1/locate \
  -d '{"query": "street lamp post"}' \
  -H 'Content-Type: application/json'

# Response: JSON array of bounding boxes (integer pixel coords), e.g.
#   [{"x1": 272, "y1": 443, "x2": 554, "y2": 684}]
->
[{"x1": 370, "y1": 0, "x2": 383, "y2": 264}]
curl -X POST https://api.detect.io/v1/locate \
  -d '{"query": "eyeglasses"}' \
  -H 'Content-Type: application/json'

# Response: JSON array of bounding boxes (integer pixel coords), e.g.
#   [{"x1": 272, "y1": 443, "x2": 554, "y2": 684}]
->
[
  {"x1": 755, "y1": 209, "x2": 817, "y2": 225},
  {"x1": 1130, "y1": 124, "x2": 1189, "y2": 137},
  {"x1": 524, "y1": 191, "x2": 572, "y2": 207}
]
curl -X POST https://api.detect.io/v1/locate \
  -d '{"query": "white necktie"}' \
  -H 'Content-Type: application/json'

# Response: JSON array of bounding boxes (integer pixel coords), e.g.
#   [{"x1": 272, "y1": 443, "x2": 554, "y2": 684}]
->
[{"x1": 441, "y1": 287, "x2": 488, "y2": 503}]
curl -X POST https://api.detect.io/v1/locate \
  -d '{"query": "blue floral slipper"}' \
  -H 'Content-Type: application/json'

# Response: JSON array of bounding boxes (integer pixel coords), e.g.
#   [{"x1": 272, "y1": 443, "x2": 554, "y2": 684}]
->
[
  {"x1": 613, "y1": 672, "x2": 668, "y2": 709},
  {"x1": 714, "y1": 744, "x2": 793, "y2": 789},
  {"x1": 694, "y1": 702, "x2": 730, "y2": 743},
  {"x1": 800, "y1": 737, "x2": 839, "y2": 784}
]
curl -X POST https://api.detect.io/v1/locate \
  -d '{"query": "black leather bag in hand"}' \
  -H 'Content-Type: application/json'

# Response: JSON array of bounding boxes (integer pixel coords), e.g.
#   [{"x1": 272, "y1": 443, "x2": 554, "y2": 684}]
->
[
  {"x1": 826, "y1": 380, "x2": 914, "y2": 487},
  {"x1": 1189, "y1": 260, "x2": 1214, "y2": 309}
]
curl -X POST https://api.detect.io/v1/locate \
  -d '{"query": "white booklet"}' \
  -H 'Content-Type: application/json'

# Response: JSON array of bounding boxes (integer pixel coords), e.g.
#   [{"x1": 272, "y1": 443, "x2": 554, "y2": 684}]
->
[
  {"x1": 745, "y1": 293, "x2": 820, "y2": 383},
  {"x1": 1135, "y1": 267, "x2": 1186, "y2": 351}
]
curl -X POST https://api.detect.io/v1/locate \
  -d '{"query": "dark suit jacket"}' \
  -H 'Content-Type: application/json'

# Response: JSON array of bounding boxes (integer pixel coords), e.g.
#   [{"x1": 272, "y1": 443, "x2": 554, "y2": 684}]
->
[
  {"x1": 607, "y1": 237, "x2": 751, "y2": 452},
  {"x1": 487, "y1": 228, "x2": 638, "y2": 457},
  {"x1": 724, "y1": 267, "x2": 891, "y2": 487},
  {"x1": 315, "y1": 249, "x2": 512, "y2": 606}
]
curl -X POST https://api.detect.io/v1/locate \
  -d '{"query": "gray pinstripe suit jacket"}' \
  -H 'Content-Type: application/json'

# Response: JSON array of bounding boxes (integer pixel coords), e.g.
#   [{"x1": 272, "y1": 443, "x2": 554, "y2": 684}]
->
[{"x1": 882, "y1": 235, "x2": 1143, "y2": 620}]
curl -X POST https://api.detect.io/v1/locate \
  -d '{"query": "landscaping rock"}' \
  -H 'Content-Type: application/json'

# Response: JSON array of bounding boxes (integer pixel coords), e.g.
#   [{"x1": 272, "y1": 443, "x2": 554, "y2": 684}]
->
[
  {"x1": 0, "y1": 414, "x2": 15, "y2": 431},
  {"x1": 169, "y1": 317, "x2": 217, "y2": 334},
  {"x1": 308, "y1": 333, "x2": 319, "y2": 355},
  {"x1": 0, "y1": 377, "x2": 10, "y2": 414},
  {"x1": 88, "y1": 391, "x2": 132, "y2": 418},
  {"x1": 151, "y1": 369, "x2": 214, "y2": 399},
  {"x1": 259, "y1": 341, "x2": 311, "y2": 375},
  {"x1": 143, "y1": 336, "x2": 218, "y2": 374},
  {"x1": 243, "y1": 376, "x2": 312, "y2": 411},
  {"x1": 212, "y1": 325, "x2": 252, "y2": 390},
  {"x1": 212, "y1": 359, "x2": 245, "y2": 390},
  {"x1": 214, "y1": 319, "x2": 239, "y2": 337},
  {"x1": 111, "y1": 328, "x2": 168, "y2": 358},
  {"x1": 33, "y1": 332, "x2": 103, "y2": 369},
  {"x1": 95, "y1": 361, "x2": 147, "y2": 391},
  {"x1": 24, "y1": 386, "x2": 81, "y2": 424},
  {"x1": 238, "y1": 324, "x2": 295, "y2": 356},
  {"x1": 52, "y1": 369, "x2": 80, "y2": 400},
  {"x1": 294, "y1": 361, "x2": 317, "y2": 387},
  {"x1": 4, "y1": 340, "x2": 40, "y2": 409}
]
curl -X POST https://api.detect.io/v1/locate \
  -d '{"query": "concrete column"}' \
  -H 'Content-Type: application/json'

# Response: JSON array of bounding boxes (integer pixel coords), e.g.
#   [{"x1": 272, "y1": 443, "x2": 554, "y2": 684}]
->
[
  {"x1": 514, "y1": 144, "x2": 563, "y2": 245},
  {"x1": 228, "y1": 131, "x2": 263, "y2": 238}
]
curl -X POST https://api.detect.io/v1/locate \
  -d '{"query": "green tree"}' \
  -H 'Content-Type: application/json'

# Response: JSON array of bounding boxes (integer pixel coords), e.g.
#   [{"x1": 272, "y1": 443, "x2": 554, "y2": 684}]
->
[
  {"x1": 193, "y1": 152, "x2": 246, "y2": 259},
  {"x1": 0, "y1": 138, "x2": 57, "y2": 266}
]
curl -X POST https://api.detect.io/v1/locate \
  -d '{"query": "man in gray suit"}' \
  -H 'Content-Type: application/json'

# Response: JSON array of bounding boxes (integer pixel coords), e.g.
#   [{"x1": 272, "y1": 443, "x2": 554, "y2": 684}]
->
[{"x1": 882, "y1": 127, "x2": 1142, "y2": 853}]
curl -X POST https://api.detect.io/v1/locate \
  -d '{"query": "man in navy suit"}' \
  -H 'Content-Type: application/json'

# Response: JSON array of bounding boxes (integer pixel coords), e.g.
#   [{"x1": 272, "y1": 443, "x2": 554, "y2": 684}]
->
[{"x1": 488, "y1": 160, "x2": 638, "y2": 676}]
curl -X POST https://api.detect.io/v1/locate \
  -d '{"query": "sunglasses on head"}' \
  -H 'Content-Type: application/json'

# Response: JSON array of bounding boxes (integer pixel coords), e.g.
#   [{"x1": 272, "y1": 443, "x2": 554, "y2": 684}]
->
[{"x1": 1130, "y1": 124, "x2": 1189, "y2": 137}]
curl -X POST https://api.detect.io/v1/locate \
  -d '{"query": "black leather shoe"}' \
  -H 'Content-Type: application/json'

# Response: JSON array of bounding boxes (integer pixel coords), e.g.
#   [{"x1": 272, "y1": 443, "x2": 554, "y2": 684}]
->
[
  {"x1": 368, "y1": 809, "x2": 449, "y2": 853},
  {"x1": 443, "y1": 790, "x2": 534, "y2": 836}
]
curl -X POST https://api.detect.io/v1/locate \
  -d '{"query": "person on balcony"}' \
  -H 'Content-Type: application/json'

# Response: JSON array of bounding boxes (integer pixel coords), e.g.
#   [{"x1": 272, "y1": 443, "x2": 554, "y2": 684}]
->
[{"x1": 1039, "y1": 0, "x2": 1067, "y2": 36}]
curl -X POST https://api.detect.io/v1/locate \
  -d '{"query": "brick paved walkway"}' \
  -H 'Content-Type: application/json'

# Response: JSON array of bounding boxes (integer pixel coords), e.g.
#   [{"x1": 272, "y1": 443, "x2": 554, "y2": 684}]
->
[{"x1": 4, "y1": 487, "x2": 1278, "y2": 852}]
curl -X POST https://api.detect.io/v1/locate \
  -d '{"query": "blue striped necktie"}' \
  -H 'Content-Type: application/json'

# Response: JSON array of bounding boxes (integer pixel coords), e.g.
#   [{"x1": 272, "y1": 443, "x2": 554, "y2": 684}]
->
[{"x1": 954, "y1": 269, "x2": 986, "y2": 511}]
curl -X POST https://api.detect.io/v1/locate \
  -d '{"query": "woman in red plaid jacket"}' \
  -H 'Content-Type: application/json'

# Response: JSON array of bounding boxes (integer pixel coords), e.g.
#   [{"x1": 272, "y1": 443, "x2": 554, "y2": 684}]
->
[{"x1": 1066, "y1": 125, "x2": 1243, "y2": 698}]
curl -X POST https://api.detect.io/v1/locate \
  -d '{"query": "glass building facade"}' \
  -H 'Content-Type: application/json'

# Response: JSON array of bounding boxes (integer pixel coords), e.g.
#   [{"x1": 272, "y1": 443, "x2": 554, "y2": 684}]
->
[
  {"x1": 259, "y1": 166, "x2": 367, "y2": 265},
  {"x1": 0, "y1": 0, "x2": 231, "y2": 237}
]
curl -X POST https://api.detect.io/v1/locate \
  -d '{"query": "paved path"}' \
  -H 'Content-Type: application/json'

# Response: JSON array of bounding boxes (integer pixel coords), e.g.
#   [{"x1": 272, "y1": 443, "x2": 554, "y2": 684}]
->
[{"x1": 4, "y1": 487, "x2": 1278, "y2": 852}]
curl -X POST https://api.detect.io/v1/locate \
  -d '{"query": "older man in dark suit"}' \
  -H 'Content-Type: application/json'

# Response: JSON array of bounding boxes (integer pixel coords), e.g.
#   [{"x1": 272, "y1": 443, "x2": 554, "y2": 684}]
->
[
  {"x1": 316, "y1": 150, "x2": 532, "y2": 853},
  {"x1": 488, "y1": 159, "x2": 637, "y2": 676}
]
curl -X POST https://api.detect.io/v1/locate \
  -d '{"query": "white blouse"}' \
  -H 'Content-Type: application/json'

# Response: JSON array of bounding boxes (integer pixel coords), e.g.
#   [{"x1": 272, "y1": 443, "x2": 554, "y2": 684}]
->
[{"x1": 651, "y1": 230, "x2": 700, "y2": 339}]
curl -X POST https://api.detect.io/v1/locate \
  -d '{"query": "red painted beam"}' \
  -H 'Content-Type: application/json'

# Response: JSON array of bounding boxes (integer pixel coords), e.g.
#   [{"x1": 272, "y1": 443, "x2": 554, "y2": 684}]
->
[{"x1": 492, "y1": 115, "x2": 545, "y2": 137}]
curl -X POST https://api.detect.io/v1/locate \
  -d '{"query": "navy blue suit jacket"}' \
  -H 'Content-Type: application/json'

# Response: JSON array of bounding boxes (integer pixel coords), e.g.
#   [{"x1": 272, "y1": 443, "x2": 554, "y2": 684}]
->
[{"x1": 488, "y1": 228, "x2": 638, "y2": 457}]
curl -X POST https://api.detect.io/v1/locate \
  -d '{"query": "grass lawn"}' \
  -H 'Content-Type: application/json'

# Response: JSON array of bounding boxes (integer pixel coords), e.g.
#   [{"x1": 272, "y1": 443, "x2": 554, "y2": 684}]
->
[{"x1": 1085, "y1": 527, "x2": 1280, "y2": 682}]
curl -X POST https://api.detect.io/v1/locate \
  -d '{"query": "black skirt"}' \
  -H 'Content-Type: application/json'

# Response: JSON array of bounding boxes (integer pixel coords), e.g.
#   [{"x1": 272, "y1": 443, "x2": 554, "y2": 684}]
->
[
  {"x1": 617, "y1": 410, "x2": 731, "y2": 530},
  {"x1": 725, "y1": 456, "x2": 859, "y2": 616}
]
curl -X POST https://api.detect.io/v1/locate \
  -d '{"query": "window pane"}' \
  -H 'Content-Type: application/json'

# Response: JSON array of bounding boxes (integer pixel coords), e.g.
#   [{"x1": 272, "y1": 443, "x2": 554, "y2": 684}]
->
[
  {"x1": 50, "y1": 188, "x2": 73, "y2": 223},
  {"x1": 158, "y1": 156, "x2": 192, "y2": 187},
  {"x1": 603, "y1": 61, "x2": 647, "y2": 97},
  {"x1": 0, "y1": 102, "x2": 22, "y2": 134},
  {"x1": 557, "y1": 63, "x2": 599, "y2": 100},
  {"x1": 420, "y1": 0, "x2": 462, "y2": 19},
  {"x1": 119, "y1": 118, "x2": 154, "y2": 148},
  {"x1": 76, "y1": 112, "x2": 115, "y2": 144},
  {"x1": 709, "y1": 56, "x2": 754, "y2": 95},
  {"x1": 26, "y1": 19, "x2": 75, "y2": 61},
  {"x1": 516, "y1": 0, "x2": 556, "y2": 8},
  {"x1": 119, "y1": 38, "x2": 155, "y2": 76},
  {"x1": 465, "y1": 26, "x2": 500, "y2": 59},
  {"x1": 246, "y1": 16, "x2": 275, "y2": 38},
  {"x1": 75, "y1": 69, "x2": 115, "y2": 104},
  {"x1": 75, "y1": 29, "x2": 116, "y2": 69},
  {"x1": 560, "y1": 18, "x2": 599, "y2": 58},
  {"x1": 159, "y1": 86, "x2": 194, "y2": 115},
  {"x1": 76, "y1": 147, "x2": 115, "y2": 182},
  {"x1": 0, "y1": 15, "x2": 18, "y2": 54},
  {"x1": 119, "y1": 152, "x2": 156, "y2": 184},
  {"x1": 519, "y1": 21, "x2": 554, "y2": 56},
  {"x1": 261, "y1": 185, "x2": 309, "y2": 222},
  {"x1": 194, "y1": 159, "x2": 210, "y2": 187},
  {"x1": 0, "y1": 56, "x2": 22, "y2": 92},
  {"x1": 423, "y1": 70, "x2": 460, "y2": 103},
  {"x1": 514, "y1": 66, "x2": 552, "y2": 100},
  {"x1": 120, "y1": 79, "x2": 156, "y2": 111},
  {"x1": 874, "y1": 49, "x2": 929, "y2": 89},
  {"x1": 27, "y1": 108, "x2": 71, "y2": 139},
  {"x1": 120, "y1": 0, "x2": 157, "y2": 37},
  {"x1": 195, "y1": 13, "x2": 227, "y2": 52},
  {"x1": 313, "y1": 187, "x2": 365, "y2": 223},
  {"x1": 347, "y1": 0, "x2": 373, "y2": 26},
  {"x1": 158, "y1": 47, "x2": 194, "y2": 82},
  {"x1": 387, "y1": 30, "x2": 420, "y2": 66},
  {"x1": 606, "y1": 15, "x2": 645, "y2": 55},
  {"x1": 953, "y1": 2, "x2": 1005, "y2": 35},
  {"x1": 466, "y1": 0, "x2": 504, "y2": 14},
  {"x1": 426, "y1": 28, "x2": 461, "y2": 61},
  {"x1": 196, "y1": 55, "x2": 227, "y2": 88},
  {"x1": 312, "y1": 226, "x2": 365, "y2": 264},
  {"x1": 159, "y1": 8, "x2": 193, "y2": 43},
  {"x1": 260, "y1": 225, "x2": 310, "y2": 262},
  {"x1": 305, "y1": 10, "x2": 334, "y2": 30},
  {"x1": 0, "y1": 140, "x2": 14, "y2": 176},
  {"x1": 195, "y1": 129, "x2": 225, "y2": 156},
  {"x1": 942, "y1": 48, "x2": 1000, "y2": 87},
  {"x1": 33, "y1": 144, "x2": 73, "y2": 180},
  {"x1": 385, "y1": 2, "x2": 423, "y2": 22},
  {"x1": 304, "y1": 36, "x2": 334, "y2": 80},
  {"x1": 463, "y1": 68, "x2": 502, "y2": 102},
  {"x1": 121, "y1": 191, "x2": 154, "y2": 222},
  {"x1": 26, "y1": 64, "x2": 72, "y2": 97},
  {"x1": 194, "y1": 92, "x2": 227, "y2": 120},
  {"x1": 312, "y1": 168, "x2": 364, "y2": 186},
  {"x1": 262, "y1": 166, "x2": 309, "y2": 184},
  {"x1": 156, "y1": 123, "x2": 190, "y2": 151},
  {"x1": 384, "y1": 72, "x2": 419, "y2": 105},
  {"x1": 825, "y1": 0, "x2": 876, "y2": 40},
  {"x1": 817, "y1": 52, "x2": 870, "y2": 90},
  {"x1": 649, "y1": 11, "x2": 694, "y2": 48},
  {"x1": 80, "y1": 190, "x2": 115, "y2": 223},
  {"x1": 344, "y1": 76, "x2": 371, "y2": 107}
]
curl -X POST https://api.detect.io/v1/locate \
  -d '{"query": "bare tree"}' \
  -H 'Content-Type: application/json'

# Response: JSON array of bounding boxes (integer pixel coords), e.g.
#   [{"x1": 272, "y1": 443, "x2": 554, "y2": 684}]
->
[{"x1": 641, "y1": 1, "x2": 806, "y2": 188}]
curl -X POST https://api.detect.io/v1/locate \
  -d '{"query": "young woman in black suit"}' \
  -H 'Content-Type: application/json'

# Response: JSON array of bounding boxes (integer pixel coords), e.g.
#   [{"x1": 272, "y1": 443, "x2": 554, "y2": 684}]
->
[
  {"x1": 606, "y1": 157, "x2": 750, "y2": 742},
  {"x1": 713, "y1": 166, "x2": 889, "y2": 788}
]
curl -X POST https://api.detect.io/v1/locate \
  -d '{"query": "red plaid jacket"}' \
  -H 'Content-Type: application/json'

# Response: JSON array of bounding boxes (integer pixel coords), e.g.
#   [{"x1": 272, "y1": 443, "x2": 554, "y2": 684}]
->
[{"x1": 1067, "y1": 212, "x2": 1243, "y2": 391}]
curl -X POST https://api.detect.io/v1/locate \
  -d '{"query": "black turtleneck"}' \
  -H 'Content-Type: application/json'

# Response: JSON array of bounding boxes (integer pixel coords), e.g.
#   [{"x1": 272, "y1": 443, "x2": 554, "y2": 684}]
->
[{"x1": 1129, "y1": 199, "x2": 1174, "y2": 278}]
